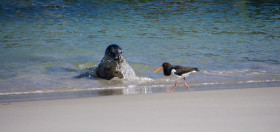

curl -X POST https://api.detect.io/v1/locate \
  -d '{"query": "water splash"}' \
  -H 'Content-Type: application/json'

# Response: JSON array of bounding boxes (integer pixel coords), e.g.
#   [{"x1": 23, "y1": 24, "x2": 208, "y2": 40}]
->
[
  {"x1": 120, "y1": 60, "x2": 137, "y2": 79},
  {"x1": 114, "y1": 60, "x2": 153, "y2": 86}
]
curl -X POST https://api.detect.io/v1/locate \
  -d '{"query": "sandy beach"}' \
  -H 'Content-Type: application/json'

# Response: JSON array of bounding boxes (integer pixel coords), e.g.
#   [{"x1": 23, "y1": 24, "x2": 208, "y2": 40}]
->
[{"x1": 1, "y1": 87, "x2": 280, "y2": 132}]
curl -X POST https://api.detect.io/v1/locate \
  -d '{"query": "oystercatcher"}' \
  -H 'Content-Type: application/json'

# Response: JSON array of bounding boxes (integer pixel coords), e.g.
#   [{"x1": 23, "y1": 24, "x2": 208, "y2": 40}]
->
[{"x1": 154, "y1": 63, "x2": 199, "y2": 92}]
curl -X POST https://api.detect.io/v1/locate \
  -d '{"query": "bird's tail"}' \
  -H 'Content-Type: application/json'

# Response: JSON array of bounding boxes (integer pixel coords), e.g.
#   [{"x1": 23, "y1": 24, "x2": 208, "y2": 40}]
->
[{"x1": 193, "y1": 68, "x2": 199, "y2": 72}]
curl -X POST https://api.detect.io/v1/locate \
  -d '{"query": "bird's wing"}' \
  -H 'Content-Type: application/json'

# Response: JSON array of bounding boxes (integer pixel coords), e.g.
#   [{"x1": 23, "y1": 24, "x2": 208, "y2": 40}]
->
[{"x1": 173, "y1": 66, "x2": 198, "y2": 76}]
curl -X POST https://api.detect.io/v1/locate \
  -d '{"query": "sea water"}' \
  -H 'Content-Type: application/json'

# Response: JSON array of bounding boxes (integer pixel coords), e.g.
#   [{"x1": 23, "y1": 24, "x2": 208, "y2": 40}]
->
[{"x1": 0, "y1": 0, "x2": 280, "y2": 102}]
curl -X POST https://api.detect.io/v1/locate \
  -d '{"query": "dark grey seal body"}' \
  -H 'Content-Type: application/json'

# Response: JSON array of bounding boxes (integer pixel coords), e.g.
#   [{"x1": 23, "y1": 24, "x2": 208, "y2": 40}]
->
[{"x1": 76, "y1": 44, "x2": 135, "y2": 80}]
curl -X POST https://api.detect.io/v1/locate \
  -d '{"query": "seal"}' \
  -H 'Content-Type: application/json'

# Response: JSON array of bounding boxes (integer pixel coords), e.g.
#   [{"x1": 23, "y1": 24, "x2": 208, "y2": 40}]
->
[{"x1": 76, "y1": 44, "x2": 129, "y2": 80}]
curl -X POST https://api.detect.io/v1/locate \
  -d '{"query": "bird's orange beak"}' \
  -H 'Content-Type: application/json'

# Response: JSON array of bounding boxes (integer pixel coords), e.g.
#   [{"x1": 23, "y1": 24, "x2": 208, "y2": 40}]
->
[{"x1": 154, "y1": 66, "x2": 163, "y2": 73}]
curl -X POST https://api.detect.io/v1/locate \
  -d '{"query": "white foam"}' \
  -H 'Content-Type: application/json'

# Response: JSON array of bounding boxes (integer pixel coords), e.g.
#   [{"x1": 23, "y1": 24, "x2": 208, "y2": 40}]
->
[
  {"x1": 119, "y1": 60, "x2": 137, "y2": 79},
  {"x1": 78, "y1": 64, "x2": 85, "y2": 69}
]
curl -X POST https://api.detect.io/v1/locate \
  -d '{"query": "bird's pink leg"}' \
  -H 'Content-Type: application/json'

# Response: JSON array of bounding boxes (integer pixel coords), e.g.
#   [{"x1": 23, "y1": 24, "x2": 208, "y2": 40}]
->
[
  {"x1": 183, "y1": 77, "x2": 189, "y2": 88},
  {"x1": 168, "y1": 81, "x2": 177, "y2": 93}
]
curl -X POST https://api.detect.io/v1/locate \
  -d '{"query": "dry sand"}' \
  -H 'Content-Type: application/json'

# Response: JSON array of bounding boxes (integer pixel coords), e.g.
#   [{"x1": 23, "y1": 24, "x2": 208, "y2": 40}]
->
[{"x1": 1, "y1": 87, "x2": 280, "y2": 132}]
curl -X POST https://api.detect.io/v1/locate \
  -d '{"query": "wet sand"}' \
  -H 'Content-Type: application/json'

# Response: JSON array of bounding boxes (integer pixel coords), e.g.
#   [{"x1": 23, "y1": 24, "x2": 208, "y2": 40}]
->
[{"x1": 1, "y1": 87, "x2": 280, "y2": 132}]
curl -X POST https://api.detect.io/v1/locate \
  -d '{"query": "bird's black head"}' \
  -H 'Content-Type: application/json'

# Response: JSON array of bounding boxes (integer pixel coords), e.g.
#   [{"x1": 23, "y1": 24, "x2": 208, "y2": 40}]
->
[
  {"x1": 162, "y1": 63, "x2": 171, "y2": 69},
  {"x1": 154, "y1": 62, "x2": 172, "y2": 76},
  {"x1": 105, "y1": 44, "x2": 123, "y2": 62},
  {"x1": 162, "y1": 62, "x2": 172, "y2": 76}
]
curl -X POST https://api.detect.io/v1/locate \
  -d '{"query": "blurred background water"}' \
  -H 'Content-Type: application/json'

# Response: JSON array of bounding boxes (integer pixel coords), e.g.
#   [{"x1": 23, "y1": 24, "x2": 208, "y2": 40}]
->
[{"x1": 0, "y1": 0, "x2": 280, "y2": 102}]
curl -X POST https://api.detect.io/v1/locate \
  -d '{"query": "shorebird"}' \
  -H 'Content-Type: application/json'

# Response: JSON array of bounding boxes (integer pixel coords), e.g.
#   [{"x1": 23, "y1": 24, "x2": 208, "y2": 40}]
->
[{"x1": 154, "y1": 62, "x2": 199, "y2": 92}]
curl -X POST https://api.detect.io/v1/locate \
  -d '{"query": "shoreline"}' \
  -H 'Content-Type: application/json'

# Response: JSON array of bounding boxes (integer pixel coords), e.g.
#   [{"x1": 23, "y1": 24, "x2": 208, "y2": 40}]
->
[
  {"x1": 1, "y1": 80, "x2": 280, "y2": 103},
  {"x1": 1, "y1": 87, "x2": 280, "y2": 132}
]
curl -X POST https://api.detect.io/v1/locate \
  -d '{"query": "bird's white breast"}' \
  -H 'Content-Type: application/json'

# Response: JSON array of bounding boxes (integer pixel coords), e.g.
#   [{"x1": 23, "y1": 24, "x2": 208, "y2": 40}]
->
[
  {"x1": 171, "y1": 69, "x2": 177, "y2": 75},
  {"x1": 171, "y1": 69, "x2": 197, "y2": 78}
]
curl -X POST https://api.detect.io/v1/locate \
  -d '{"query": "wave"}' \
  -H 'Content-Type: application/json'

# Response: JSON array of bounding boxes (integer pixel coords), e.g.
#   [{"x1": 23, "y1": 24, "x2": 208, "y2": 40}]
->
[
  {"x1": 1, "y1": 78, "x2": 279, "y2": 96},
  {"x1": 200, "y1": 79, "x2": 280, "y2": 86}
]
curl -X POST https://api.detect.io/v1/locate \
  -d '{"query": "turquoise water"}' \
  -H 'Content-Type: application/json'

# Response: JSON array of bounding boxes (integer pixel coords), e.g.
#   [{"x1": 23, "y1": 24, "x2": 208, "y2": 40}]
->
[{"x1": 1, "y1": 0, "x2": 280, "y2": 102}]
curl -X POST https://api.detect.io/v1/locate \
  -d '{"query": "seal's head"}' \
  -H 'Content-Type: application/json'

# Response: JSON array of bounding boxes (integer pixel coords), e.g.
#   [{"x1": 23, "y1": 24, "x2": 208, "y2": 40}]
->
[{"x1": 105, "y1": 44, "x2": 124, "y2": 63}]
